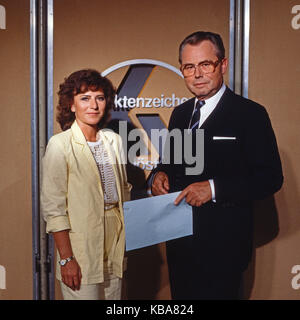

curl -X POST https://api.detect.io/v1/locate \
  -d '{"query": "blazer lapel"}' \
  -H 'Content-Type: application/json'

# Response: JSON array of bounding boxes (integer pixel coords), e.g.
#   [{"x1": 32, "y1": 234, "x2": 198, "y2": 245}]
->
[
  {"x1": 100, "y1": 130, "x2": 124, "y2": 222},
  {"x1": 100, "y1": 130, "x2": 122, "y2": 200},
  {"x1": 71, "y1": 121, "x2": 102, "y2": 185}
]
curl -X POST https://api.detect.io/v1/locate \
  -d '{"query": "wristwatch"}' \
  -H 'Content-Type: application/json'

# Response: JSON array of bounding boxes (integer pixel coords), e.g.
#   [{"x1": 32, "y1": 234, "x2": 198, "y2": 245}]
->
[{"x1": 59, "y1": 256, "x2": 74, "y2": 266}]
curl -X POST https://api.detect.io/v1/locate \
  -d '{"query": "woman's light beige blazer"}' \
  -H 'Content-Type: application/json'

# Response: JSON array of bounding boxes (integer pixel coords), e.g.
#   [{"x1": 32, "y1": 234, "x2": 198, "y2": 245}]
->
[{"x1": 41, "y1": 120, "x2": 131, "y2": 284}]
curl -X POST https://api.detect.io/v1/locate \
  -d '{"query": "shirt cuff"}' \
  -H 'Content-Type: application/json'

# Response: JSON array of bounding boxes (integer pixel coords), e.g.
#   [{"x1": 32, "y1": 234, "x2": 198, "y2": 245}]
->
[
  {"x1": 147, "y1": 172, "x2": 158, "y2": 196},
  {"x1": 208, "y1": 179, "x2": 216, "y2": 202}
]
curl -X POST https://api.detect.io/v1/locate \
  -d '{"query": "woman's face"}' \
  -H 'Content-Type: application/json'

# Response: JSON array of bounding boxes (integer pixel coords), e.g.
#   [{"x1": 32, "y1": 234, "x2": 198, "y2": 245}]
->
[{"x1": 71, "y1": 89, "x2": 106, "y2": 128}]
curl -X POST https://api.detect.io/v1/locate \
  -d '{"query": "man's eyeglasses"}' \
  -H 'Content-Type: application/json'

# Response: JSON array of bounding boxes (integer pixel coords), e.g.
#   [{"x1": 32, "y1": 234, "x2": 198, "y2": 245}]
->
[{"x1": 181, "y1": 59, "x2": 222, "y2": 77}]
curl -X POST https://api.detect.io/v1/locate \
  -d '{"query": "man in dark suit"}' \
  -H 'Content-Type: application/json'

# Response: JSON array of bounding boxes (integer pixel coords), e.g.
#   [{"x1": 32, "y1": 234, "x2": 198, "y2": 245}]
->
[{"x1": 150, "y1": 31, "x2": 283, "y2": 299}]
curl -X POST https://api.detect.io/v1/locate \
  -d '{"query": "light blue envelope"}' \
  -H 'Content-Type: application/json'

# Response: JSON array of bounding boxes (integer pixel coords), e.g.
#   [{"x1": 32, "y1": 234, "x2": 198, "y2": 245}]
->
[{"x1": 123, "y1": 192, "x2": 193, "y2": 251}]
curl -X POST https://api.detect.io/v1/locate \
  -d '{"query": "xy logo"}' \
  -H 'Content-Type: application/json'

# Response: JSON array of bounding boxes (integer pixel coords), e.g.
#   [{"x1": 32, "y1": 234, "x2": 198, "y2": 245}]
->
[{"x1": 102, "y1": 59, "x2": 188, "y2": 172}]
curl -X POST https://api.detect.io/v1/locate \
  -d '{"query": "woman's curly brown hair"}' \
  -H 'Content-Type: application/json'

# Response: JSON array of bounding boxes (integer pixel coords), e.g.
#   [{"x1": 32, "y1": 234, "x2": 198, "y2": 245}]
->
[{"x1": 56, "y1": 69, "x2": 116, "y2": 131}]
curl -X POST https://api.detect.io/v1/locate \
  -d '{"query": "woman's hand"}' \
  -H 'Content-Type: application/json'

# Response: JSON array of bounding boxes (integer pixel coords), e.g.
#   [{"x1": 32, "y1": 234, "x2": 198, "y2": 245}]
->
[
  {"x1": 52, "y1": 230, "x2": 82, "y2": 291},
  {"x1": 61, "y1": 258, "x2": 82, "y2": 291}
]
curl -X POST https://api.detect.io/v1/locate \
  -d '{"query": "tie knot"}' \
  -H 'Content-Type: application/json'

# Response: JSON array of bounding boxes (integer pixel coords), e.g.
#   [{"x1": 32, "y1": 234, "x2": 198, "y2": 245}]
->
[{"x1": 196, "y1": 100, "x2": 205, "y2": 110}]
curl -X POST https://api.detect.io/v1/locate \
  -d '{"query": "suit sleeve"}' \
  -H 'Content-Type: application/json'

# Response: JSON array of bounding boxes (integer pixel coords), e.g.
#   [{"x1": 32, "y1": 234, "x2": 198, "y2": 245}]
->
[
  {"x1": 214, "y1": 106, "x2": 283, "y2": 202},
  {"x1": 41, "y1": 137, "x2": 71, "y2": 233}
]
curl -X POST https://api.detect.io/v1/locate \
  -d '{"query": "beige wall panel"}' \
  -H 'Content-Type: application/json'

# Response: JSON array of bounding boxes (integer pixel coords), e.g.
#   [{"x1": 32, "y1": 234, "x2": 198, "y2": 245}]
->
[
  {"x1": 53, "y1": 0, "x2": 230, "y2": 299},
  {"x1": 53, "y1": 0, "x2": 230, "y2": 132},
  {"x1": 0, "y1": 0, "x2": 32, "y2": 299},
  {"x1": 246, "y1": 0, "x2": 300, "y2": 299}
]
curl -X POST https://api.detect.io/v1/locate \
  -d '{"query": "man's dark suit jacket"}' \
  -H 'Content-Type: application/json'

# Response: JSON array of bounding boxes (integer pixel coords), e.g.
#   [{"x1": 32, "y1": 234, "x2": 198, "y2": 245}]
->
[{"x1": 152, "y1": 87, "x2": 283, "y2": 296}]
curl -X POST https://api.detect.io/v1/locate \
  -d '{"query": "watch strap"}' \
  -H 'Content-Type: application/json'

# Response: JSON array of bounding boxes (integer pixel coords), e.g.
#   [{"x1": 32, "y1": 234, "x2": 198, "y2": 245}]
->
[{"x1": 59, "y1": 256, "x2": 74, "y2": 266}]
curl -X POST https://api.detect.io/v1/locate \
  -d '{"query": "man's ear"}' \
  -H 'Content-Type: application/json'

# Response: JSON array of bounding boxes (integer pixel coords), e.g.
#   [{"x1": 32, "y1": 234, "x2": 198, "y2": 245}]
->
[{"x1": 221, "y1": 58, "x2": 228, "y2": 75}]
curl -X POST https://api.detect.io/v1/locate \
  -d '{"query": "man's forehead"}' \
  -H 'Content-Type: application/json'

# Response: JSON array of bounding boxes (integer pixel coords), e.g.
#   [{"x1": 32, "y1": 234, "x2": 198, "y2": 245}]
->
[{"x1": 181, "y1": 41, "x2": 218, "y2": 62}]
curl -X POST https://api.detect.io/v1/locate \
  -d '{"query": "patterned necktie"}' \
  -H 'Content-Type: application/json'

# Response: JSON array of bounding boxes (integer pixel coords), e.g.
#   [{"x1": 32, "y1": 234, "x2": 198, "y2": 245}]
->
[{"x1": 189, "y1": 100, "x2": 205, "y2": 130}]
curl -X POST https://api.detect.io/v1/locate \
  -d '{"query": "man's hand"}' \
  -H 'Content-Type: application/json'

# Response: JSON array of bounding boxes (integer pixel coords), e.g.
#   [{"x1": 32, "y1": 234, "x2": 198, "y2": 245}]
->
[
  {"x1": 174, "y1": 181, "x2": 212, "y2": 206},
  {"x1": 61, "y1": 258, "x2": 82, "y2": 291},
  {"x1": 151, "y1": 171, "x2": 169, "y2": 196}
]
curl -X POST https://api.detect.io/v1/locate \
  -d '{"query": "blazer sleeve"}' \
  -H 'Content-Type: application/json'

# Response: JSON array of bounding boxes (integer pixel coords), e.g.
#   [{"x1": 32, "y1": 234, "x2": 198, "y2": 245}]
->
[
  {"x1": 41, "y1": 136, "x2": 71, "y2": 233},
  {"x1": 214, "y1": 106, "x2": 283, "y2": 203}
]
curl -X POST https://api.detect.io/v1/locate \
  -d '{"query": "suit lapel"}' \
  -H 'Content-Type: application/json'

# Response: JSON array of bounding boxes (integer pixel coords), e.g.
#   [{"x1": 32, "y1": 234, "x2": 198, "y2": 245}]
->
[
  {"x1": 175, "y1": 88, "x2": 232, "y2": 131},
  {"x1": 176, "y1": 98, "x2": 195, "y2": 130},
  {"x1": 200, "y1": 87, "x2": 233, "y2": 130}
]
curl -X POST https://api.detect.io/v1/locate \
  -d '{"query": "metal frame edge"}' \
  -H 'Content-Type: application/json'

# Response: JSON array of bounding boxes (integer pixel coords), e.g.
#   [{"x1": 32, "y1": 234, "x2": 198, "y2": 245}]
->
[{"x1": 30, "y1": 0, "x2": 40, "y2": 300}]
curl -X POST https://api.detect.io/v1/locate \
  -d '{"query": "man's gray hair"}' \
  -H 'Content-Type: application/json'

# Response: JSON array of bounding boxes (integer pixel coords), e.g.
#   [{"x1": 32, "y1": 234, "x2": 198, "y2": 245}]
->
[{"x1": 179, "y1": 31, "x2": 225, "y2": 64}]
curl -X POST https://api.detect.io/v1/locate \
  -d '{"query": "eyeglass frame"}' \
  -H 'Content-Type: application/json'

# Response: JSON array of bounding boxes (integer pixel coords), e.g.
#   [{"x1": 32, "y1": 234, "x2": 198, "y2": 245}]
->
[{"x1": 180, "y1": 59, "x2": 223, "y2": 77}]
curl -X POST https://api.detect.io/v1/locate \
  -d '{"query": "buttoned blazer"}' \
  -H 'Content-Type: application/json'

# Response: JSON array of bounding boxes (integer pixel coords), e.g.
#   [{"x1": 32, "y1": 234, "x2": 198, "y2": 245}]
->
[
  {"x1": 41, "y1": 120, "x2": 132, "y2": 284},
  {"x1": 155, "y1": 87, "x2": 283, "y2": 270}
]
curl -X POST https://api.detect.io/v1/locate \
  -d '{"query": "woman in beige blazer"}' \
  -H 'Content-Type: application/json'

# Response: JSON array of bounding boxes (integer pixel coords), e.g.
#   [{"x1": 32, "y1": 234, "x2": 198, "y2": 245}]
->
[{"x1": 41, "y1": 69, "x2": 131, "y2": 300}]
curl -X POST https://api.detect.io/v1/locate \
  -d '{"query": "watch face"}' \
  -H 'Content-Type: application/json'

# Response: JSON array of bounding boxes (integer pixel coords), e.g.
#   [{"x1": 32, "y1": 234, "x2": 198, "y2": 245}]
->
[
  {"x1": 60, "y1": 259, "x2": 66, "y2": 266},
  {"x1": 59, "y1": 256, "x2": 73, "y2": 266}
]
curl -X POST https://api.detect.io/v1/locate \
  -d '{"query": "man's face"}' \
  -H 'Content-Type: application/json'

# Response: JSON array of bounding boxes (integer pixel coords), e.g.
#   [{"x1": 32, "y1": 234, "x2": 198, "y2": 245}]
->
[{"x1": 180, "y1": 40, "x2": 228, "y2": 100}]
